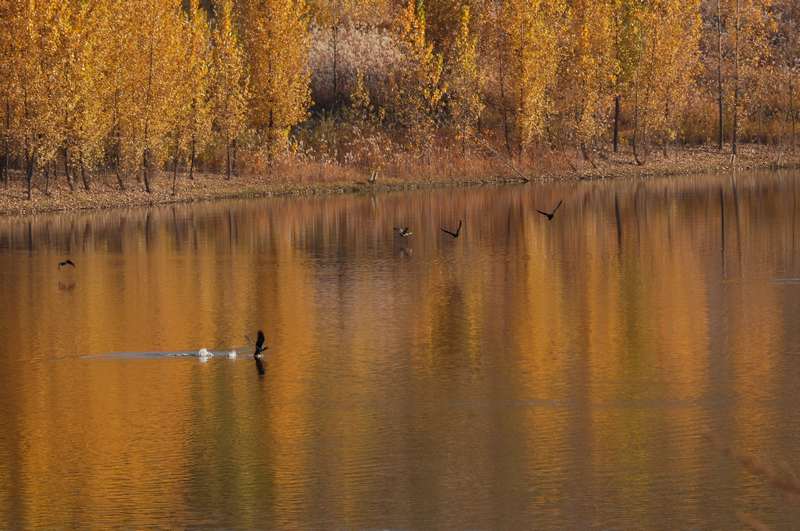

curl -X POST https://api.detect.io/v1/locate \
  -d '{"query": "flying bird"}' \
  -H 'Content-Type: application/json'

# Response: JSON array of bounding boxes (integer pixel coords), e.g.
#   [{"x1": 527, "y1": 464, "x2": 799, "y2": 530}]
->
[
  {"x1": 441, "y1": 220, "x2": 463, "y2": 238},
  {"x1": 394, "y1": 227, "x2": 413, "y2": 237},
  {"x1": 536, "y1": 200, "x2": 563, "y2": 221},
  {"x1": 253, "y1": 330, "x2": 267, "y2": 376},
  {"x1": 58, "y1": 259, "x2": 75, "y2": 268}
]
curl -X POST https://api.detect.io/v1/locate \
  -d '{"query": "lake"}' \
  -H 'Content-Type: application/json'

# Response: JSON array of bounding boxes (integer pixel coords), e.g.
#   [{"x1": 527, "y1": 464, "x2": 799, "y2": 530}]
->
[{"x1": 1, "y1": 171, "x2": 800, "y2": 529}]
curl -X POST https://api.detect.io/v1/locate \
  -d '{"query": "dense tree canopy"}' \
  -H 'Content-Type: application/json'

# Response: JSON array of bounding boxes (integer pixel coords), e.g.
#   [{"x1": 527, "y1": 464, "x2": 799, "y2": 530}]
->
[{"x1": 0, "y1": 0, "x2": 795, "y2": 196}]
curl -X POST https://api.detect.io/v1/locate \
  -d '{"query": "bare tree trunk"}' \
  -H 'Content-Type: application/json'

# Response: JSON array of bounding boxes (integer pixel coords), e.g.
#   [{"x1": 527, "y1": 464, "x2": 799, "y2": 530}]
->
[
  {"x1": 632, "y1": 78, "x2": 645, "y2": 166},
  {"x1": 79, "y1": 151, "x2": 89, "y2": 191},
  {"x1": 143, "y1": 149, "x2": 152, "y2": 194},
  {"x1": 731, "y1": 0, "x2": 740, "y2": 161},
  {"x1": 613, "y1": 95, "x2": 621, "y2": 153},
  {"x1": 716, "y1": 0, "x2": 725, "y2": 151},
  {"x1": 25, "y1": 149, "x2": 36, "y2": 201},
  {"x1": 226, "y1": 140, "x2": 232, "y2": 180},
  {"x1": 64, "y1": 147, "x2": 75, "y2": 191},
  {"x1": 172, "y1": 140, "x2": 180, "y2": 196},
  {"x1": 232, "y1": 139, "x2": 238, "y2": 177},
  {"x1": 189, "y1": 137, "x2": 196, "y2": 181},
  {"x1": 1, "y1": 141, "x2": 7, "y2": 187},
  {"x1": 43, "y1": 163, "x2": 50, "y2": 195},
  {"x1": 332, "y1": 19, "x2": 339, "y2": 107},
  {"x1": 580, "y1": 143, "x2": 597, "y2": 168},
  {"x1": 267, "y1": 109, "x2": 274, "y2": 167},
  {"x1": 115, "y1": 153, "x2": 126, "y2": 191}
]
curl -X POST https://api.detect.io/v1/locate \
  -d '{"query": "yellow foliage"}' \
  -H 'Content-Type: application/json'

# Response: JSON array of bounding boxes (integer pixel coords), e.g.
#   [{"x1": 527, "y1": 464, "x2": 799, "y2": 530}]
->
[
  {"x1": 392, "y1": 0, "x2": 446, "y2": 150},
  {"x1": 241, "y1": 0, "x2": 312, "y2": 163},
  {"x1": 447, "y1": 5, "x2": 484, "y2": 151}
]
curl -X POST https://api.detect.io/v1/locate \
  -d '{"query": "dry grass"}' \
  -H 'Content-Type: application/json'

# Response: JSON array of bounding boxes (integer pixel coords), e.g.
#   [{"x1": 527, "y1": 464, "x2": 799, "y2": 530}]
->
[{"x1": 1, "y1": 143, "x2": 798, "y2": 216}]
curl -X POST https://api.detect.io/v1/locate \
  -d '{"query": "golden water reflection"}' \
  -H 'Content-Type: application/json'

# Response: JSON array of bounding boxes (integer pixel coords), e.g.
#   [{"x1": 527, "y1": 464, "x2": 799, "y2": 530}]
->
[{"x1": 1, "y1": 171, "x2": 800, "y2": 528}]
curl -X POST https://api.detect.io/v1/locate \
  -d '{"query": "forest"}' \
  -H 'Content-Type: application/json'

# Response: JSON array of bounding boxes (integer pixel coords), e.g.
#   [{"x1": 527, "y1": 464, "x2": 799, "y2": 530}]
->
[{"x1": 0, "y1": 0, "x2": 798, "y2": 199}]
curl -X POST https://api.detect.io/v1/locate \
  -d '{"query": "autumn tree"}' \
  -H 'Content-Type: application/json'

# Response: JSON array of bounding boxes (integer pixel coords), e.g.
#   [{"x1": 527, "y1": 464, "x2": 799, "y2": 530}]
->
[
  {"x1": 211, "y1": 0, "x2": 248, "y2": 179},
  {"x1": 727, "y1": 0, "x2": 775, "y2": 158},
  {"x1": 610, "y1": 0, "x2": 648, "y2": 153},
  {"x1": 169, "y1": 0, "x2": 212, "y2": 194},
  {"x1": 241, "y1": 0, "x2": 312, "y2": 163},
  {"x1": 502, "y1": 0, "x2": 566, "y2": 156},
  {"x1": 0, "y1": 0, "x2": 17, "y2": 187},
  {"x1": 5, "y1": 0, "x2": 67, "y2": 199},
  {"x1": 445, "y1": 5, "x2": 483, "y2": 153},
  {"x1": 392, "y1": 0, "x2": 446, "y2": 151},
  {"x1": 57, "y1": 1, "x2": 115, "y2": 192},
  {"x1": 555, "y1": 0, "x2": 616, "y2": 161},
  {"x1": 649, "y1": 0, "x2": 702, "y2": 155},
  {"x1": 772, "y1": 0, "x2": 800, "y2": 148}
]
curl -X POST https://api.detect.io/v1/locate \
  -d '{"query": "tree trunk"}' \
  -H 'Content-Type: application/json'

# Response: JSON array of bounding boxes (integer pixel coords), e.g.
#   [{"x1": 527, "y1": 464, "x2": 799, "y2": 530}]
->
[
  {"x1": 232, "y1": 139, "x2": 238, "y2": 177},
  {"x1": 580, "y1": 143, "x2": 597, "y2": 169},
  {"x1": 80, "y1": 151, "x2": 90, "y2": 191},
  {"x1": 332, "y1": 21, "x2": 339, "y2": 107},
  {"x1": 716, "y1": 0, "x2": 725, "y2": 151},
  {"x1": 64, "y1": 147, "x2": 75, "y2": 191},
  {"x1": 143, "y1": 149, "x2": 152, "y2": 194},
  {"x1": 267, "y1": 109, "x2": 274, "y2": 167},
  {"x1": 226, "y1": 140, "x2": 232, "y2": 180},
  {"x1": 172, "y1": 140, "x2": 180, "y2": 196},
  {"x1": 25, "y1": 150, "x2": 36, "y2": 201},
  {"x1": 731, "y1": 0, "x2": 740, "y2": 160},
  {"x1": 1, "y1": 139, "x2": 7, "y2": 188},
  {"x1": 44, "y1": 163, "x2": 50, "y2": 195},
  {"x1": 115, "y1": 155, "x2": 126, "y2": 191},
  {"x1": 632, "y1": 79, "x2": 645, "y2": 166},
  {"x1": 189, "y1": 137, "x2": 196, "y2": 180},
  {"x1": 613, "y1": 95, "x2": 621, "y2": 153}
]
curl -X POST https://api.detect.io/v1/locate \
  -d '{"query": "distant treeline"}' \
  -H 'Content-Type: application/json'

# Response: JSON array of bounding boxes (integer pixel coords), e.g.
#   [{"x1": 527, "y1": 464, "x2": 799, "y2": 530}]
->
[{"x1": 1, "y1": 0, "x2": 798, "y2": 197}]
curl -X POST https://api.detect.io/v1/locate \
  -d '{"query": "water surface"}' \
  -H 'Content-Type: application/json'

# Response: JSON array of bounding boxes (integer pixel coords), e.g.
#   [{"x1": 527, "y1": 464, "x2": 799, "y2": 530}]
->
[{"x1": 1, "y1": 171, "x2": 800, "y2": 528}]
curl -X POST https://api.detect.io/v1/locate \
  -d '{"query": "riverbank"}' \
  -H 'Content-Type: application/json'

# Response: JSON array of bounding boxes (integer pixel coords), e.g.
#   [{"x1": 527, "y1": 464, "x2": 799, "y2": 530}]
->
[{"x1": 1, "y1": 144, "x2": 798, "y2": 216}]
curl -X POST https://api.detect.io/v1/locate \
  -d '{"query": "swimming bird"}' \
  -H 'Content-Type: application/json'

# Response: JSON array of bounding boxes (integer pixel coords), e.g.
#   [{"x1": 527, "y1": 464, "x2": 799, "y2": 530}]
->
[
  {"x1": 198, "y1": 348, "x2": 214, "y2": 362},
  {"x1": 441, "y1": 220, "x2": 463, "y2": 238},
  {"x1": 58, "y1": 259, "x2": 75, "y2": 268},
  {"x1": 394, "y1": 227, "x2": 413, "y2": 237},
  {"x1": 536, "y1": 200, "x2": 563, "y2": 221},
  {"x1": 227, "y1": 350, "x2": 237, "y2": 359},
  {"x1": 254, "y1": 330, "x2": 266, "y2": 376}
]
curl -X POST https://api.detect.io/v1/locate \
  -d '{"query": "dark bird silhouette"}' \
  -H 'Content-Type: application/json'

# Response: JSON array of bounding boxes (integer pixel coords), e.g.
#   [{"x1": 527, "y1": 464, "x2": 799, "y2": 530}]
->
[
  {"x1": 394, "y1": 227, "x2": 413, "y2": 237},
  {"x1": 441, "y1": 220, "x2": 463, "y2": 238},
  {"x1": 58, "y1": 259, "x2": 75, "y2": 269},
  {"x1": 253, "y1": 330, "x2": 267, "y2": 376},
  {"x1": 536, "y1": 200, "x2": 563, "y2": 221}
]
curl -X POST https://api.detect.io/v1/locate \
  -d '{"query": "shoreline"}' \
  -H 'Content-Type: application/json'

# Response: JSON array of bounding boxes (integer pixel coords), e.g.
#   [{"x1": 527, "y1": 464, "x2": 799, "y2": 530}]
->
[{"x1": 1, "y1": 144, "x2": 798, "y2": 217}]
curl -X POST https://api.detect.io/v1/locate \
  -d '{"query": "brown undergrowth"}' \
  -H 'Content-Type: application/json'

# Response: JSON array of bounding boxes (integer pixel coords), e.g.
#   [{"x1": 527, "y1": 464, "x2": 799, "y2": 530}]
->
[{"x1": 1, "y1": 143, "x2": 798, "y2": 216}]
